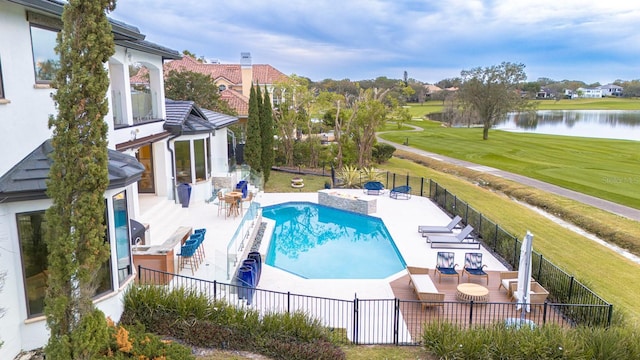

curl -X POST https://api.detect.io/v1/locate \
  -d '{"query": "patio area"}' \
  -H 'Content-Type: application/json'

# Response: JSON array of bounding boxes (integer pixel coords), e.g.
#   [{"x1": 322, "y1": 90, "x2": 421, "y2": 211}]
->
[
  {"x1": 135, "y1": 189, "x2": 571, "y2": 343},
  {"x1": 136, "y1": 189, "x2": 515, "y2": 299}
]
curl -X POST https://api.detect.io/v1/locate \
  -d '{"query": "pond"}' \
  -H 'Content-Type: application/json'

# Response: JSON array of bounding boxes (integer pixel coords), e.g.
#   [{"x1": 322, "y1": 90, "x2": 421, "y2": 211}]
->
[{"x1": 493, "y1": 110, "x2": 640, "y2": 141}]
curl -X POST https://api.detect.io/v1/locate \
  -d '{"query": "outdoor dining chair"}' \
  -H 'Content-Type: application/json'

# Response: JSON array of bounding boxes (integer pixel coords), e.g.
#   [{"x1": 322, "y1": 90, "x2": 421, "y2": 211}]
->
[
  {"x1": 434, "y1": 251, "x2": 460, "y2": 283},
  {"x1": 462, "y1": 252, "x2": 489, "y2": 284}
]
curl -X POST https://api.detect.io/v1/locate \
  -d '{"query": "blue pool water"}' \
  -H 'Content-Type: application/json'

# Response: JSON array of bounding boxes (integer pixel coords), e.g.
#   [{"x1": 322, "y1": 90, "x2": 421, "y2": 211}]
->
[{"x1": 261, "y1": 202, "x2": 406, "y2": 279}]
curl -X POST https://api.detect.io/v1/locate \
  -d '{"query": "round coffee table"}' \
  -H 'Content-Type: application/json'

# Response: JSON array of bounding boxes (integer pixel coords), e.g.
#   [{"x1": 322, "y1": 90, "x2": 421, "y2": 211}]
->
[{"x1": 456, "y1": 283, "x2": 489, "y2": 302}]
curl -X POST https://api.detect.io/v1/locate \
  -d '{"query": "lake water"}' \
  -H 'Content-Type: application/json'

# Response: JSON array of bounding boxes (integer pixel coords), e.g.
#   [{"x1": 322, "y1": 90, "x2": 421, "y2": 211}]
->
[{"x1": 494, "y1": 110, "x2": 640, "y2": 141}]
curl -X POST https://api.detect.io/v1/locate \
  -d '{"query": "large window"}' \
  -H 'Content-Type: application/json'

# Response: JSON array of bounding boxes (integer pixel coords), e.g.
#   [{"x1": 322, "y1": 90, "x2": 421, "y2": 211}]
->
[
  {"x1": 113, "y1": 191, "x2": 132, "y2": 285},
  {"x1": 175, "y1": 139, "x2": 210, "y2": 184},
  {"x1": 194, "y1": 139, "x2": 206, "y2": 181},
  {"x1": 175, "y1": 141, "x2": 192, "y2": 184},
  {"x1": 17, "y1": 212, "x2": 49, "y2": 317},
  {"x1": 30, "y1": 25, "x2": 59, "y2": 83},
  {"x1": 17, "y1": 210, "x2": 113, "y2": 318},
  {"x1": 130, "y1": 63, "x2": 159, "y2": 123}
]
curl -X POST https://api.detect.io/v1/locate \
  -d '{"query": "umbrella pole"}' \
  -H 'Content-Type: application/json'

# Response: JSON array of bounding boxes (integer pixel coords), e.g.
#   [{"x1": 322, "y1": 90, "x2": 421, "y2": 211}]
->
[{"x1": 520, "y1": 232, "x2": 533, "y2": 322}]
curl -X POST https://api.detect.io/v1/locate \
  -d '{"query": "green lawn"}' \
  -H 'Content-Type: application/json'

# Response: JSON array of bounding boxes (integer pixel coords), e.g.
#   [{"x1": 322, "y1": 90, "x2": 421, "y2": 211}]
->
[
  {"x1": 405, "y1": 97, "x2": 640, "y2": 120},
  {"x1": 380, "y1": 120, "x2": 640, "y2": 209},
  {"x1": 378, "y1": 157, "x2": 640, "y2": 321}
]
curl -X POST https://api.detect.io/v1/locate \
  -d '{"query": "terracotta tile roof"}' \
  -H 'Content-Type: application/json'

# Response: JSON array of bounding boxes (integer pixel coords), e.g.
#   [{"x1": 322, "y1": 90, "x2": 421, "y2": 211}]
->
[
  {"x1": 423, "y1": 84, "x2": 442, "y2": 92},
  {"x1": 219, "y1": 89, "x2": 249, "y2": 117},
  {"x1": 163, "y1": 56, "x2": 288, "y2": 86},
  {"x1": 155, "y1": 56, "x2": 286, "y2": 118}
]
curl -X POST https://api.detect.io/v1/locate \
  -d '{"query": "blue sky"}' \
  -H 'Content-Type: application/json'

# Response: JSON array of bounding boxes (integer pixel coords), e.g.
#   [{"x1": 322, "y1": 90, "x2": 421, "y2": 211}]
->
[{"x1": 111, "y1": 0, "x2": 640, "y2": 84}]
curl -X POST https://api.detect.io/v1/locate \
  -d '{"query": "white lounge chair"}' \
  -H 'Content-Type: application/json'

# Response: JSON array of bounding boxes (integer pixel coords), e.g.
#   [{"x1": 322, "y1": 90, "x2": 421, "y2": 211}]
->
[
  {"x1": 425, "y1": 225, "x2": 479, "y2": 249},
  {"x1": 419, "y1": 215, "x2": 463, "y2": 234}
]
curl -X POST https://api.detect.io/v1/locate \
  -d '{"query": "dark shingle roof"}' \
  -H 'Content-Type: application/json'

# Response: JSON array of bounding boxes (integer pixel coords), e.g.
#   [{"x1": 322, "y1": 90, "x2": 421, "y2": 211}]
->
[
  {"x1": 0, "y1": 140, "x2": 145, "y2": 203},
  {"x1": 201, "y1": 109, "x2": 239, "y2": 129},
  {"x1": 164, "y1": 100, "x2": 216, "y2": 134}
]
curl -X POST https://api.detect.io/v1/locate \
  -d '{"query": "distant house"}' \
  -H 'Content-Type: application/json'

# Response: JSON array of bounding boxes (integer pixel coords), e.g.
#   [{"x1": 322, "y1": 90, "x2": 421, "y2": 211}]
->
[
  {"x1": 597, "y1": 84, "x2": 623, "y2": 97},
  {"x1": 536, "y1": 87, "x2": 556, "y2": 99},
  {"x1": 576, "y1": 87, "x2": 603, "y2": 98},
  {"x1": 163, "y1": 53, "x2": 288, "y2": 121}
]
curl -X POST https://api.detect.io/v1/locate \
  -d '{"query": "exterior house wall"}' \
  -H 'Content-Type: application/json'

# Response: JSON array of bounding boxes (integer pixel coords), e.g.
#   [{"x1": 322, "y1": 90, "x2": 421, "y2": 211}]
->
[
  {"x1": 0, "y1": 2, "x2": 56, "y2": 175},
  {"x1": 0, "y1": 188, "x2": 138, "y2": 357},
  {"x1": 211, "y1": 127, "x2": 230, "y2": 175},
  {"x1": 0, "y1": 1, "x2": 179, "y2": 357}
]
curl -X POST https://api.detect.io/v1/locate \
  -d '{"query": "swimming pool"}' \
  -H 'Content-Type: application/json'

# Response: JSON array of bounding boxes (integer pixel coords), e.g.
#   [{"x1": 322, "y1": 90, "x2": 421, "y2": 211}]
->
[{"x1": 261, "y1": 202, "x2": 406, "y2": 279}]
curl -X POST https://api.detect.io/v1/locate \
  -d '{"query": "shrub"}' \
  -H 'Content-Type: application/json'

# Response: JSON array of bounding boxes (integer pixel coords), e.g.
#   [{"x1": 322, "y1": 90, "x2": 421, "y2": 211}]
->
[
  {"x1": 372, "y1": 143, "x2": 396, "y2": 164},
  {"x1": 122, "y1": 286, "x2": 346, "y2": 360},
  {"x1": 422, "y1": 322, "x2": 639, "y2": 359}
]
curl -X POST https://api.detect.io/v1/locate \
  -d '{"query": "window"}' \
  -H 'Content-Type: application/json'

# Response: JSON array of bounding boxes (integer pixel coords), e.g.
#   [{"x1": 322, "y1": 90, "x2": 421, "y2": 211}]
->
[
  {"x1": 17, "y1": 210, "x2": 113, "y2": 318},
  {"x1": 113, "y1": 191, "x2": 132, "y2": 285},
  {"x1": 175, "y1": 141, "x2": 192, "y2": 183},
  {"x1": 17, "y1": 211, "x2": 49, "y2": 317},
  {"x1": 30, "y1": 25, "x2": 60, "y2": 83},
  {"x1": 175, "y1": 139, "x2": 210, "y2": 183},
  {"x1": 218, "y1": 84, "x2": 226, "y2": 91},
  {"x1": 130, "y1": 63, "x2": 159, "y2": 123},
  {"x1": 194, "y1": 139, "x2": 206, "y2": 181}
]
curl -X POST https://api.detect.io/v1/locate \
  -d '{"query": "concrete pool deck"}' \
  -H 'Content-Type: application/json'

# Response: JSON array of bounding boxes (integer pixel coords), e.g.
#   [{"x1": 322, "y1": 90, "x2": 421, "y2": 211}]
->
[{"x1": 137, "y1": 189, "x2": 509, "y2": 301}]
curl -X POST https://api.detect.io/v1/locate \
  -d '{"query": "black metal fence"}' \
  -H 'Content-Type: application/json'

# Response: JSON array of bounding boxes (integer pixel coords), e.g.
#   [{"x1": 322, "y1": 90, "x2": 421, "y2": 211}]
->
[
  {"x1": 380, "y1": 171, "x2": 613, "y2": 327},
  {"x1": 138, "y1": 266, "x2": 612, "y2": 346}
]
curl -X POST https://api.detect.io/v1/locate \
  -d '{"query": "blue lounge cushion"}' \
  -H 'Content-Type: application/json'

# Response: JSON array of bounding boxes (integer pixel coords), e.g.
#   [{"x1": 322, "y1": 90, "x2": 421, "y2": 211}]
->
[
  {"x1": 437, "y1": 267, "x2": 458, "y2": 275},
  {"x1": 465, "y1": 268, "x2": 487, "y2": 276}
]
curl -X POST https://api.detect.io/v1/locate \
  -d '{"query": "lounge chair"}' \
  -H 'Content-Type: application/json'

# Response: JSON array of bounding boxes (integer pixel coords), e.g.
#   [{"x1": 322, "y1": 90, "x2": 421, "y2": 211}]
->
[
  {"x1": 512, "y1": 281, "x2": 549, "y2": 312},
  {"x1": 419, "y1": 215, "x2": 463, "y2": 234},
  {"x1": 363, "y1": 181, "x2": 385, "y2": 195},
  {"x1": 407, "y1": 266, "x2": 445, "y2": 309},
  {"x1": 390, "y1": 185, "x2": 411, "y2": 199},
  {"x1": 462, "y1": 252, "x2": 488, "y2": 284},
  {"x1": 434, "y1": 252, "x2": 460, "y2": 283},
  {"x1": 425, "y1": 225, "x2": 479, "y2": 249}
]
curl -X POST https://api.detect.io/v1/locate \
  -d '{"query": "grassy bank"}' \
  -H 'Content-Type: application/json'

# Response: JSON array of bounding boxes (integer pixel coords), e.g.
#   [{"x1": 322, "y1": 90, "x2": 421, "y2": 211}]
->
[
  {"x1": 380, "y1": 156, "x2": 640, "y2": 321},
  {"x1": 380, "y1": 119, "x2": 640, "y2": 210}
]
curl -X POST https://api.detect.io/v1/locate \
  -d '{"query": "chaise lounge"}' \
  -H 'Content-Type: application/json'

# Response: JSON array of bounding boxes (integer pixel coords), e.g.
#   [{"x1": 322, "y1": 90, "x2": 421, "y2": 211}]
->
[
  {"x1": 424, "y1": 225, "x2": 480, "y2": 249},
  {"x1": 419, "y1": 215, "x2": 463, "y2": 234}
]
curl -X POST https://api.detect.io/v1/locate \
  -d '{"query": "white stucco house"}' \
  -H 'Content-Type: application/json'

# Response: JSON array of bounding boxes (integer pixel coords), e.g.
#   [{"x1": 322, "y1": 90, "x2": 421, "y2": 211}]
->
[
  {"x1": 597, "y1": 84, "x2": 623, "y2": 97},
  {"x1": 575, "y1": 87, "x2": 603, "y2": 98},
  {"x1": 0, "y1": 0, "x2": 238, "y2": 357}
]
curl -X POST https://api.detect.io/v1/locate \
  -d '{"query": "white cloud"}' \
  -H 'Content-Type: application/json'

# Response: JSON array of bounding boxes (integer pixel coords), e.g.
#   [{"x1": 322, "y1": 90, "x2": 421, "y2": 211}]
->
[{"x1": 111, "y1": 0, "x2": 640, "y2": 82}]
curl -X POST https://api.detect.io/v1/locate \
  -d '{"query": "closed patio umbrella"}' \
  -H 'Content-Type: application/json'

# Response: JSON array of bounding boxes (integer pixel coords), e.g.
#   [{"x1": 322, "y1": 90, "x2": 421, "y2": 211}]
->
[{"x1": 516, "y1": 231, "x2": 534, "y2": 317}]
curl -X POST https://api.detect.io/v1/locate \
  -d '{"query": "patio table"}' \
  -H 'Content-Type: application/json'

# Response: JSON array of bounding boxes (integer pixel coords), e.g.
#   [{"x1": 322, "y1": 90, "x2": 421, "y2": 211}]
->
[{"x1": 456, "y1": 282, "x2": 489, "y2": 302}]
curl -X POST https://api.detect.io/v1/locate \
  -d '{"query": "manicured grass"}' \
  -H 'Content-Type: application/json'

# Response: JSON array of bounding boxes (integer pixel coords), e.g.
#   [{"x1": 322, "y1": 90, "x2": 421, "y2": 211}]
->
[
  {"x1": 380, "y1": 120, "x2": 640, "y2": 209},
  {"x1": 264, "y1": 170, "x2": 332, "y2": 193},
  {"x1": 406, "y1": 97, "x2": 640, "y2": 118},
  {"x1": 534, "y1": 97, "x2": 640, "y2": 110},
  {"x1": 379, "y1": 157, "x2": 640, "y2": 321},
  {"x1": 406, "y1": 102, "x2": 443, "y2": 118}
]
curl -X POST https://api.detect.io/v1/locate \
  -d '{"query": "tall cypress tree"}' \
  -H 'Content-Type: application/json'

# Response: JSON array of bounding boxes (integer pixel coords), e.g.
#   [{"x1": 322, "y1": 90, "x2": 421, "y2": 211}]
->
[
  {"x1": 44, "y1": 0, "x2": 115, "y2": 357},
  {"x1": 244, "y1": 83, "x2": 262, "y2": 171},
  {"x1": 260, "y1": 85, "x2": 274, "y2": 184}
]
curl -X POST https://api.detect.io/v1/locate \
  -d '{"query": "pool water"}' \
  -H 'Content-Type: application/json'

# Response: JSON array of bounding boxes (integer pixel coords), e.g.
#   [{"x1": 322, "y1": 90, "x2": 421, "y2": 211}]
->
[{"x1": 261, "y1": 202, "x2": 406, "y2": 279}]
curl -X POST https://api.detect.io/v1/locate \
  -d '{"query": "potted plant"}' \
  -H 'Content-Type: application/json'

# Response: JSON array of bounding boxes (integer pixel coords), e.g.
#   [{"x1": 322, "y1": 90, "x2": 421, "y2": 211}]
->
[{"x1": 324, "y1": 180, "x2": 331, "y2": 189}]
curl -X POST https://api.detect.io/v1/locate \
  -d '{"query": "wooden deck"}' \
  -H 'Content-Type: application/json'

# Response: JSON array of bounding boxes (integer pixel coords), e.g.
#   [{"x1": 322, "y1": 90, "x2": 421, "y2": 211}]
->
[{"x1": 390, "y1": 270, "x2": 567, "y2": 342}]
